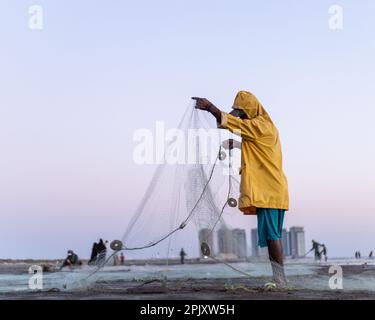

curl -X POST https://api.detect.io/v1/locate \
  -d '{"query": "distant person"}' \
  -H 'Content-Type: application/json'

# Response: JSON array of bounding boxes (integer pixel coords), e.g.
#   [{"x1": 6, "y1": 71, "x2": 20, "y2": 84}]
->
[
  {"x1": 310, "y1": 240, "x2": 321, "y2": 261},
  {"x1": 120, "y1": 252, "x2": 125, "y2": 265},
  {"x1": 369, "y1": 251, "x2": 373, "y2": 259},
  {"x1": 180, "y1": 248, "x2": 187, "y2": 264},
  {"x1": 59, "y1": 250, "x2": 80, "y2": 270},
  {"x1": 96, "y1": 239, "x2": 107, "y2": 266},
  {"x1": 113, "y1": 254, "x2": 120, "y2": 266},
  {"x1": 320, "y1": 244, "x2": 328, "y2": 262},
  {"x1": 88, "y1": 241, "x2": 99, "y2": 265},
  {"x1": 358, "y1": 251, "x2": 361, "y2": 259}
]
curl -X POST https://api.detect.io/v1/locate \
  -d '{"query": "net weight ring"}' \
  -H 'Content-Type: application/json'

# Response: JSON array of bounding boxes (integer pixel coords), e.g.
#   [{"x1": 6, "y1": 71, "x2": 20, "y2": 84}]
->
[
  {"x1": 227, "y1": 198, "x2": 237, "y2": 208},
  {"x1": 218, "y1": 150, "x2": 227, "y2": 161},
  {"x1": 200, "y1": 242, "x2": 211, "y2": 257},
  {"x1": 110, "y1": 240, "x2": 123, "y2": 251}
]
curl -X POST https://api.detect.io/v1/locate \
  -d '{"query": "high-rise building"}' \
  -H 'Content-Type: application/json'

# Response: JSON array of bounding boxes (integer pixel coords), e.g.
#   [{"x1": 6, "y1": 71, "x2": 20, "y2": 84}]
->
[
  {"x1": 199, "y1": 228, "x2": 214, "y2": 257},
  {"x1": 250, "y1": 228, "x2": 268, "y2": 257},
  {"x1": 251, "y1": 228, "x2": 259, "y2": 257},
  {"x1": 232, "y1": 229, "x2": 247, "y2": 258},
  {"x1": 289, "y1": 226, "x2": 306, "y2": 258},
  {"x1": 282, "y1": 228, "x2": 291, "y2": 256},
  {"x1": 217, "y1": 227, "x2": 234, "y2": 254}
]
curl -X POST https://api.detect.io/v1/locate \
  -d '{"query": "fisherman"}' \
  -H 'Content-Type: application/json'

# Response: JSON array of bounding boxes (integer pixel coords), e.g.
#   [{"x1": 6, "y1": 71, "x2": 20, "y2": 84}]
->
[
  {"x1": 59, "y1": 250, "x2": 80, "y2": 270},
  {"x1": 193, "y1": 91, "x2": 289, "y2": 286},
  {"x1": 88, "y1": 241, "x2": 99, "y2": 265},
  {"x1": 180, "y1": 248, "x2": 187, "y2": 264},
  {"x1": 320, "y1": 244, "x2": 328, "y2": 262},
  {"x1": 310, "y1": 240, "x2": 321, "y2": 261},
  {"x1": 113, "y1": 254, "x2": 120, "y2": 266},
  {"x1": 120, "y1": 252, "x2": 125, "y2": 265},
  {"x1": 96, "y1": 239, "x2": 107, "y2": 265}
]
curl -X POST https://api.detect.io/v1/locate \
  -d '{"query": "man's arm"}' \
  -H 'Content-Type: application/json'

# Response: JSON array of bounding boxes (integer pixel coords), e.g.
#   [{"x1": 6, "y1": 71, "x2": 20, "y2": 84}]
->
[
  {"x1": 191, "y1": 97, "x2": 222, "y2": 123},
  {"x1": 192, "y1": 97, "x2": 273, "y2": 141}
]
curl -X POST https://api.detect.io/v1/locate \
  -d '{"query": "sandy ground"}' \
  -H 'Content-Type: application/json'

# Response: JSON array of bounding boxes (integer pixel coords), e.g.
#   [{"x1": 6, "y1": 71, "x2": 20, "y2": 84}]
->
[
  {"x1": 2, "y1": 278, "x2": 375, "y2": 300},
  {"x1": 1, "y1": 265, "x2": 375, "y2": 300}
]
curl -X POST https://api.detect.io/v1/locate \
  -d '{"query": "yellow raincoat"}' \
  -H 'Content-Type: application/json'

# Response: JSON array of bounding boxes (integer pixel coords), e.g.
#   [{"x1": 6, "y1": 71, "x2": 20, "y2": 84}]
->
[{"x1": 219, "y1": 91, "x2": 289, "y2": 214}]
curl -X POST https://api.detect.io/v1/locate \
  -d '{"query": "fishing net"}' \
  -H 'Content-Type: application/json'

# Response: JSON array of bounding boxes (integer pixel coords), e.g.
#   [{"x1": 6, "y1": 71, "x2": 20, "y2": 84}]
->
[
  {"x1": 14, "y1": 103, "x2": 375, "y2": 295},
  {"x1": 47, "y1": 102, "x2": 289, "y2": 291},
  {"x1": 118, "y1": 105, "x2": 249, "y2": 263}
]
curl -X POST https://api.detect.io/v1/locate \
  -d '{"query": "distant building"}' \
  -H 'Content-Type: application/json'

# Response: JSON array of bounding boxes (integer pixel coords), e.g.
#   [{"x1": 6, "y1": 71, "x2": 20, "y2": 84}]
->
[
  {"x1": 217, "y1": 227, "x2": 234, "y2": 255},
  {"x1": 232, "y1": 229, "x2": 247, "y2": 258},
  {"x1": 199, "y1": 228, "x2": 214, "y2": 258},
  {"x1": 251, "y1": 228, "x2": 259, "y2": 257},
  {"x1": 250, "y1": 228, "x2": 267, "y2": 257},
  {"x1": 289, "y1": 227, "x2": 306, "y2": 258},
  {"x1": 282, "y1": 228, "x2": 291, "y2": 257},
  {"x1": 251, "y1": 226, "x2": 305, "y2": 258}
]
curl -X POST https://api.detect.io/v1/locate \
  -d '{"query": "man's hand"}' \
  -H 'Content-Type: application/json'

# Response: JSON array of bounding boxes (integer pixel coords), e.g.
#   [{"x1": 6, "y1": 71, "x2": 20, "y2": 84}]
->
[
  {"x1": 192, "y1": 97, "x2": 215, "y2": 111},
  {"x1": 192, "y1": 97, "x2": 222, "y2": 123},
  {"x1": 222, "y1": 139, "x2": 241, "y2": 150}
]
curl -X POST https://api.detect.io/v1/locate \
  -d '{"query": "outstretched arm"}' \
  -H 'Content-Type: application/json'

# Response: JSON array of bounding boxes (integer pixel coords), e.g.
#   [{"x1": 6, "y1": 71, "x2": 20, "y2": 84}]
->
[
  {"x1": 192, "y1": 97, "x2": 222, "y2": 123},
  {"x1": 192, "y1": 97, "x2": 273, "y2": 141}
]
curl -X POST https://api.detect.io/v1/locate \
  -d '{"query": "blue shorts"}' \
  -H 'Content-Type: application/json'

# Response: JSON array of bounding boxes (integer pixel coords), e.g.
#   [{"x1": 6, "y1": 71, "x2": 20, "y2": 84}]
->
[{"x1": 257, "y1": 208, "x2": 285, "y2": 248}]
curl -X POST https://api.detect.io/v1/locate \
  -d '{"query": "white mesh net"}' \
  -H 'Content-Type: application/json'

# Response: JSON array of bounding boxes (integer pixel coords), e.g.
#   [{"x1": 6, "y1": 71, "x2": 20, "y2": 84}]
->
[{"x1": 47, "y1": 103, "x2": 287, "y2": 291}]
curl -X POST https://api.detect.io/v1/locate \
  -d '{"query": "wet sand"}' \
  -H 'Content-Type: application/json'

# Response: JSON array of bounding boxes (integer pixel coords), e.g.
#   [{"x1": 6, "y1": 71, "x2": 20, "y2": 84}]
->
[
  {"x1": 2, "y1": 278, "x2": 375, "y2": 300},
  {"x1": 1, "y1": 265, "x2": 375, "y2": 300}
]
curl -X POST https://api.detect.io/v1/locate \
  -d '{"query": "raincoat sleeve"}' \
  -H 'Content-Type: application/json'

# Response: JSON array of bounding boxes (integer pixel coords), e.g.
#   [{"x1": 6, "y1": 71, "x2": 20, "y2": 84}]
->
[{"x1": 218, "y1": 112, "x2": 272, "y2": 141}]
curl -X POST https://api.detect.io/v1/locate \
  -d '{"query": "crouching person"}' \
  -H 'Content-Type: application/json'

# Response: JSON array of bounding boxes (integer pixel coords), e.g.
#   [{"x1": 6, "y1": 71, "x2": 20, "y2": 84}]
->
[{"x1": 59, "y1": 250, "x2": 81, "y2": 270}]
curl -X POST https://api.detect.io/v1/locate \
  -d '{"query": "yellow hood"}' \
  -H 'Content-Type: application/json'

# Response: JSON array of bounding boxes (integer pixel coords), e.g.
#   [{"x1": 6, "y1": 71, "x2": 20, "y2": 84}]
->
[{"x1": 232, "y1": 91, "x2": 270, "y2": 121}]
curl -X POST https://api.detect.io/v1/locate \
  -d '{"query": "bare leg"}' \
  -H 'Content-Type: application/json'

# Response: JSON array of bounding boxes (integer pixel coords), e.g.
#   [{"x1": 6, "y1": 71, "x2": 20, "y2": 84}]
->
[
  {"x1": 267, "y1": 239, "x2": 284, "y2": 265},
  {"x1": 267, "y1": 239, "x2": 287, "y2": 285}
]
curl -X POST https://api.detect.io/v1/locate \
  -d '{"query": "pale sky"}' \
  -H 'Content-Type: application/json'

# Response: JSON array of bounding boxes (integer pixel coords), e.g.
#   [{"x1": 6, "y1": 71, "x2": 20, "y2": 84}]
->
[{"x1": 0, "y1": 0, "x2": 374, "y2": 258}]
